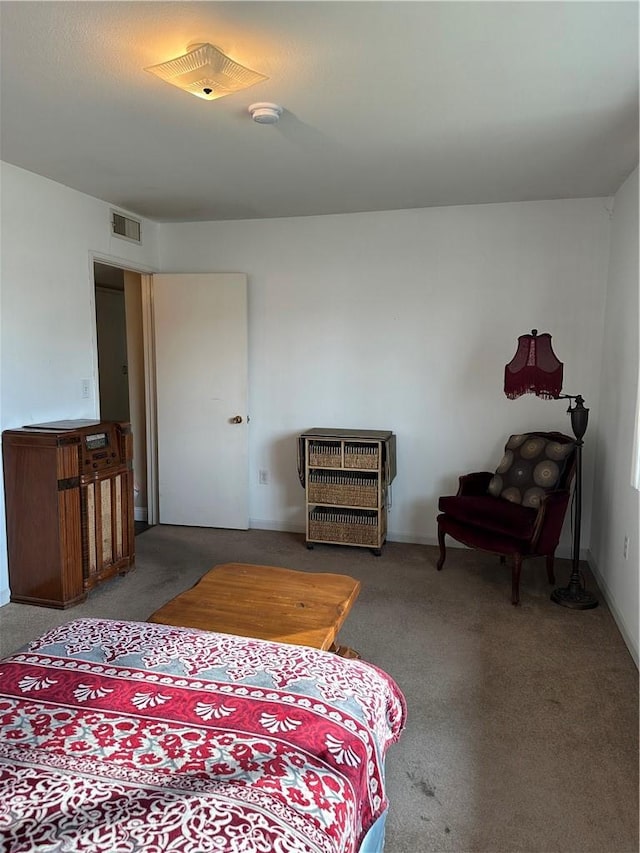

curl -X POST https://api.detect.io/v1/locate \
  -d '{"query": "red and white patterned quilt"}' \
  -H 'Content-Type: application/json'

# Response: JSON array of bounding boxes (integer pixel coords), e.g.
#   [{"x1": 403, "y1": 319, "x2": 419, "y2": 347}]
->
[{"x1": 0, "y1": 618, "x2": 406, "y2": 853}]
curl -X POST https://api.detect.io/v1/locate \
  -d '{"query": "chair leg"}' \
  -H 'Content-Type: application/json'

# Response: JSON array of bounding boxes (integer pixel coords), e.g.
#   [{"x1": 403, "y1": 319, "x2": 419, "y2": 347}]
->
[
  {"x1": 511, "y1": 554, "x2": 522, "y2": 606},
  {"x1": 436, "y1": 525, "x2": 447, "y2": 570},
  {"x1": 546, "y1": 553, "x2": 555, "y2": 585}
]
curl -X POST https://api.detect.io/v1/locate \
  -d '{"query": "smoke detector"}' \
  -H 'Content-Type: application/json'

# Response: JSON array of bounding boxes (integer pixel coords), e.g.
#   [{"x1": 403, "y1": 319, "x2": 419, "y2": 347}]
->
[{"x1": 248, "y1": 103, "x2": 282, "y2": 124}]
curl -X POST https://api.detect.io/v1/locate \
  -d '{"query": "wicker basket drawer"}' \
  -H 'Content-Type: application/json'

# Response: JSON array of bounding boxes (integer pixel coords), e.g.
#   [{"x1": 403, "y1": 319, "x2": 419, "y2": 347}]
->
[
  {"x1": 308, "y1": 441, "x2": 342, "y2": 468},
  {"x1": 344, "y1": 443, "x2": 379, "y2": 469},
  {"x1": 308, "y1": 472, "x2": 378, "y2": 508},
  {"x1": 308, "y1": 508, "x2": 380, "y2": 546},
  {"x1": 309, "y1": 519, "x2": 379, "y2": 546}
]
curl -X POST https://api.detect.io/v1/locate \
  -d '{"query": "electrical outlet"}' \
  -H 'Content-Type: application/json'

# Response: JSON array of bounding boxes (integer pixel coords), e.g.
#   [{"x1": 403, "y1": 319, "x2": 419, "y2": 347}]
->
[
  {"x1": 81, "y1": 379, "x2": 91, "y2": 399},
  {"x1": 259, "y1": 469, "x2": 269, "y2": 485},
  {"x1": 623, "y1": 535, "x2": 629, "y2": 560}
]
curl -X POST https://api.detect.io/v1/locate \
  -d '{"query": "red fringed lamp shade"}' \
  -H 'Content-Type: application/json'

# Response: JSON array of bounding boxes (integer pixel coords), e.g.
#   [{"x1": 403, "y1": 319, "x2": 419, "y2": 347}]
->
[{"x1": 504, "y1": 329, "x2": 563, "y2": 400}]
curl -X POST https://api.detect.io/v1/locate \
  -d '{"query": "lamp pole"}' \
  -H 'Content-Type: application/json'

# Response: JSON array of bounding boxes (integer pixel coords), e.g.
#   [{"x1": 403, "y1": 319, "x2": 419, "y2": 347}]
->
[{"x1": 551, "y1": 395, "x2": 598, "y2": 609}]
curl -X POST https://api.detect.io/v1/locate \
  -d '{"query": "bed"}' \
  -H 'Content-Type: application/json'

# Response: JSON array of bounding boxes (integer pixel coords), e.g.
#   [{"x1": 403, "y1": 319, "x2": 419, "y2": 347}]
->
[{"x1": 0, "y1": 618, "x2": 406, "y2": 852}]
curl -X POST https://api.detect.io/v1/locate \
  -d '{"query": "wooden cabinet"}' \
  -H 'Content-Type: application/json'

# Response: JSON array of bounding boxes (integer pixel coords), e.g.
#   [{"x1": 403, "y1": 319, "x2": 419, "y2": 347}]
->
[
  {"x1": 299, "y1": 428, "x2": 396, "y2": 555},
  {"x1": 2, "y1": 420, "x2": 135, "y2": 608}
]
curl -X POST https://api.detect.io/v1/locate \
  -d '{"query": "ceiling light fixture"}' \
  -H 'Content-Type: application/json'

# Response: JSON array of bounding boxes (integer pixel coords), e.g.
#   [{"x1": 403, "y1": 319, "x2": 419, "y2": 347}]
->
[
  {"x1": 145, "y1": 42, "x2": 267, "y2": 101},
  {"x1": 248, "y1": 103, "x2": 283, "y2": 124}
]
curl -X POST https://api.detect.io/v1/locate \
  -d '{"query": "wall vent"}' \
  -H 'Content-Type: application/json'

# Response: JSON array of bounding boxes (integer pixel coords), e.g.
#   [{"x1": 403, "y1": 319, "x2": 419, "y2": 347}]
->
[{"x1": 111, "y1": 210, "x2": 141, "y2": 244}]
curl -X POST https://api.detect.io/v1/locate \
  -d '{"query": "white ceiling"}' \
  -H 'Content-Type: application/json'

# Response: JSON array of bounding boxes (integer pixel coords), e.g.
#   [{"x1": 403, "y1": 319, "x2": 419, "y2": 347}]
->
[{"x1": 1, "y1": 1, "x2": 638, "y2": 222}]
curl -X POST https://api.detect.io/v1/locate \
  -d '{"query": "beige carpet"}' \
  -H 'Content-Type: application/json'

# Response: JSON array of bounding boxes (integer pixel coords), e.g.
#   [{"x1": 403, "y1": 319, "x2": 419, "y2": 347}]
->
[{"x1": 1, "y1": 526, "x2": 638, "y2": 853}]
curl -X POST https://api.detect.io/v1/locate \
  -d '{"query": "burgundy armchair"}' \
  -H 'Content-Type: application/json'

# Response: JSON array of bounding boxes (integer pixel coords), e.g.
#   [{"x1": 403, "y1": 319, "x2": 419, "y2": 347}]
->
[{"x1": 436, "y1": 431, "x2": 576, "y2": 605}]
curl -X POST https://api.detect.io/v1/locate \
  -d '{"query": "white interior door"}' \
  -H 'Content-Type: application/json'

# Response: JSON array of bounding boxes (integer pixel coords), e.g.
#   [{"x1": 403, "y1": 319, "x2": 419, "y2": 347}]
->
[{"x1": 153, "y1": 273, "x2": 248, "y2": 529}]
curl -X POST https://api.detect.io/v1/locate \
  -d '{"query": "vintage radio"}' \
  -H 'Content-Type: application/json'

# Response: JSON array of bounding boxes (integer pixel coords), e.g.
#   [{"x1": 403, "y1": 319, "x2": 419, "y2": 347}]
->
[{"x1": 2, "y1": 419, "x2": 135, "y2": 608}]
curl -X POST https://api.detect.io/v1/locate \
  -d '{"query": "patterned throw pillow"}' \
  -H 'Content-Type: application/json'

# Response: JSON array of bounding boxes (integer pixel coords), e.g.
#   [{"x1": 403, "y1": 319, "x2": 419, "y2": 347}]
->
[{"x1": 487, "y1": 434, "x2": 574, "y2": 508}]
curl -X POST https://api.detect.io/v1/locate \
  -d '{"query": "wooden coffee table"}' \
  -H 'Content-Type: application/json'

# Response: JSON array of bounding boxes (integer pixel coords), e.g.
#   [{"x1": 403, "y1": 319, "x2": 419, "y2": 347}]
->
[{"x1": 148, "y1": 562, "x2": 361, "y2": 655}]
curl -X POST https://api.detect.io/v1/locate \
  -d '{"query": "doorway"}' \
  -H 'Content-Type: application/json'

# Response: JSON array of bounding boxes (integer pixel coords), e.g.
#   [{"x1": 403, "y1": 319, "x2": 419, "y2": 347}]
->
[
  {"x1": 92, "y1": 265, "x2": 249, "y2": 532},
  {"x1": 93, "y1": 262, "x2": 148, "y2": 526}
]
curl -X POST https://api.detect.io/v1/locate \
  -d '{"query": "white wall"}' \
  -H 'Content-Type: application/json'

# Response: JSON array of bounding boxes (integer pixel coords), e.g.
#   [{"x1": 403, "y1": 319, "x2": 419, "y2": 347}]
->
[
  {"x1": 591, "y1": 168, "x2": 639, "y2": 664},
  {"x1": 0, "y1": 162, "x2": 159, "y2": 604},
  {"x1": 1, "y1": 163, "x2": 623, "y2": 632},
  {"x1": 158, "y1": 198, "x2": 611, "y2": 558}
]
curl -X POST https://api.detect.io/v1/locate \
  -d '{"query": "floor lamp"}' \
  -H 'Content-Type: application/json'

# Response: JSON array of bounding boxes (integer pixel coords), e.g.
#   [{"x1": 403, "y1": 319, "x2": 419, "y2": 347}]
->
[{"x1": 504, "y1": 329, "x2": 598, "y2": 610}]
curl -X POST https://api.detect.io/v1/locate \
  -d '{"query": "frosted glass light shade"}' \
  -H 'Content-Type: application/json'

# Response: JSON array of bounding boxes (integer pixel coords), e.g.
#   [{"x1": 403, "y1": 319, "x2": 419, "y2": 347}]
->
[{"x1": 145, "y1": 43, "x2": 267, "y2": 101}]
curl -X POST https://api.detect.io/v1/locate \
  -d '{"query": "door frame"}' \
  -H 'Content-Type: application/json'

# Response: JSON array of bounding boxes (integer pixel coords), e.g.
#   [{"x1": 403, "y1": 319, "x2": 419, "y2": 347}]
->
[
  {"x1": 89, "y1": 252, "x2": 159, "y2": 525},
  {"x1": 140, "y1": 273, "x2": 158, "y2": 525}
]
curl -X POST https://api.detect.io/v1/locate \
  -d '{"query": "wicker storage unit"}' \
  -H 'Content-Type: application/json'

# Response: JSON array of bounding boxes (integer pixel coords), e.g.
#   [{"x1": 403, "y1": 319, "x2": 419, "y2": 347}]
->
[{"x1": 299, "y1": 428, "x2": 396, "y2": 555}]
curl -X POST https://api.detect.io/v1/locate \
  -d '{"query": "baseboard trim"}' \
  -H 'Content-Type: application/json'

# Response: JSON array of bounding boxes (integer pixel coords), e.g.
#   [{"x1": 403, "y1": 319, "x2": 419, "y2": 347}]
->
[
  {"x1": 384, "y1": 532, "x2": 438, "y2": 546},
  {"x1": 248, "y1": 523, "x2": 584, "y2": 559},
  {"x1": 588, "y1": 549, "x2": 639, "y2": 668},
  {"x1": 134, "y1": 507, "x2": 148, "y2": 522},
  {"x1": 249, "y1": 519, "x2": 304, "y2": 533},
  {"x1": 374, "y1": 532, "x2": 584, "y2": 560},
  {"x1": 248, "y1": 522, "x2": 438, "y2": 543}
]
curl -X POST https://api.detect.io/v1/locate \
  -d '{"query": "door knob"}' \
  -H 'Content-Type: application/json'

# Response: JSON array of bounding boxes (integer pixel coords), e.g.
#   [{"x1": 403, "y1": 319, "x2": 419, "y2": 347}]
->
[{"x1": 231, "y1": 415, "x2": 243, "y2": 424}]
